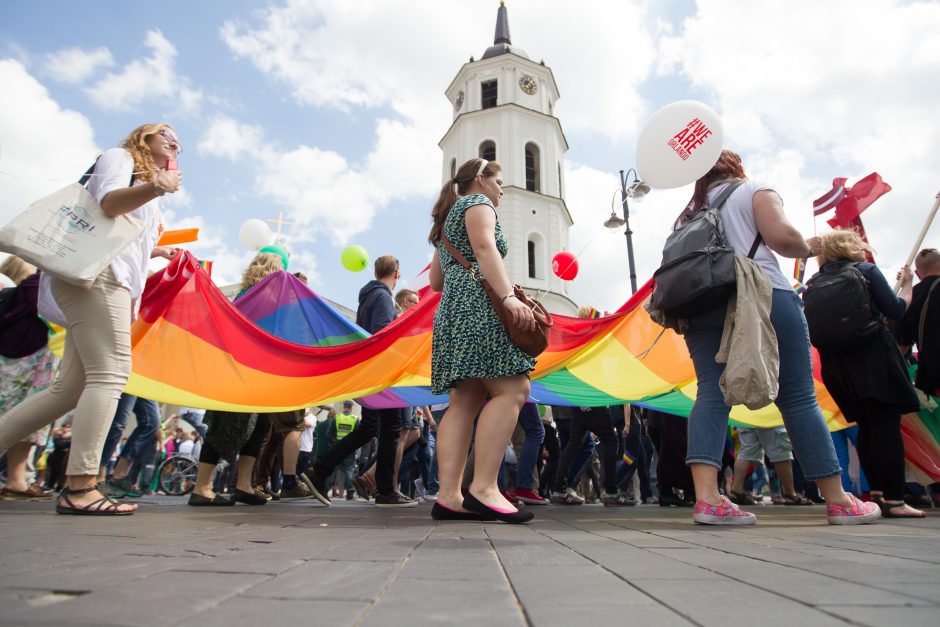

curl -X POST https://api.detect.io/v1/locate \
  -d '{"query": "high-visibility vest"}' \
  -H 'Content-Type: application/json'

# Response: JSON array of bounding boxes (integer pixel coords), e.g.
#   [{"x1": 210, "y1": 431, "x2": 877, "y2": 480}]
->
[{"x1": 335, "y1": 412, "x2": 357, "y2": 440}]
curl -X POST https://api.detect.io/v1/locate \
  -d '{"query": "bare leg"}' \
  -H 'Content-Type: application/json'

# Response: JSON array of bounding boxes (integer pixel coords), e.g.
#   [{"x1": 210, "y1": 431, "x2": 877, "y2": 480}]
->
[
  {"x1": 470, "y1": 375, "x2": 529, "y2": 511},
  {"x1": 4, "y1": 442, "x2": 32, "y2": 491},
  {"x1": 730, "y1": 456, "x2": 751, "y2": 495},
  {"x1": 281, "y1": 431, "x2": 300, "y2": 475},
  {"x1": 110, "y1": 456, "x2": 132, "y2": 481},
  {"x1": 691, "y1": 462, "x2": 722, "y2": 505},
  {"x1": 815, "y1": 475, "x2": 854, "y2": 507},
  {"x1": 436, "y1": 380, "x2": 487, "y2": 512},
  {"x1": 775, "y1": 460, "x2": 798, "y2": 497},
  {"x1": 236, "y1": 456, "x2": 256, "y2": 493},
  {"x1": 193, "y1": 463, "x2": 218, "y2": 499}
]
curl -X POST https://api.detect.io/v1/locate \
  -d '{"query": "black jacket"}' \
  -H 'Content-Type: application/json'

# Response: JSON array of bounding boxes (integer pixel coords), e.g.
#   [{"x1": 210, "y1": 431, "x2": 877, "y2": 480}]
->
[{"x1": 356, "y1": 280, "x2": 396, "y2": 334}]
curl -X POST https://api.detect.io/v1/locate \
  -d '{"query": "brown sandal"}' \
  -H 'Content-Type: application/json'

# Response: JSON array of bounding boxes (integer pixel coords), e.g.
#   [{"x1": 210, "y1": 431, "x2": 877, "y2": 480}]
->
[{"x1": 55, "y1": 485, "x2": 135, "y2": 516}]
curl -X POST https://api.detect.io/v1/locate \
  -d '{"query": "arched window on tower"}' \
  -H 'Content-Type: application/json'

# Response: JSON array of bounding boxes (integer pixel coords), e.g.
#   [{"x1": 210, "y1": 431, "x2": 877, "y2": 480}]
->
[
  {"x1": 527, "y1": 232, "x2": 545, "y2": 280},
  {"x1": 525, "y1": 143, "x2": 540, "y2": 193},
  {"x1": 479, "y1": 140, "x2": 496, "y2": 162},
  {"x1": 450, "y1": 158, "x2": 456, "y2": 179}
]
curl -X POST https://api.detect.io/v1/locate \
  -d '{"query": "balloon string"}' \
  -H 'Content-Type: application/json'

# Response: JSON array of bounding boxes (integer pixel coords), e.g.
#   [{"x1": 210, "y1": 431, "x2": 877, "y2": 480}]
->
[
  {"x1": 528, "y1": 225, "x2": 606, "y2": 307},
  {"x1": 0, "y1": 168, "x2": 161, "y2": 182}
]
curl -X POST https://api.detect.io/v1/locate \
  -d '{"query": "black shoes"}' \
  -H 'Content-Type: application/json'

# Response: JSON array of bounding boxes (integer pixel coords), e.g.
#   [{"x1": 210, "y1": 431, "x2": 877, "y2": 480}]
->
[
  {"x1": 188, "y1": 493, "x2": 235, "y2": 506},
  {"x1": 431, "y1": 501, "x2": 494, "y2": 521},
  {"x1": 462, "y1": 492, "x2": 534, "y2": 524},
  {"x1": 299, "y1": 470, "x2": 331, "y2": 506},
  {"x1": 658, "y1": 488, "x2": 695, "y2": 508},
  {"x1": 232, "y1": 489, "x2": 268, "y2": 505},
  {"x1": 374, "y1": 491, "x2": 419, "y2": 508}
]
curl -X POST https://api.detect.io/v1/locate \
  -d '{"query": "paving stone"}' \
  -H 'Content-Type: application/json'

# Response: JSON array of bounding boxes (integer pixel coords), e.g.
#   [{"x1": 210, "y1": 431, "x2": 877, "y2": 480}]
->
[
  {"x1": 176, "y1": 597, "x2": 369, "y2": 626},
  {"x1": 242, "y1": 560, "x2": 398, "y2": 601},
  {"x1": 1, "y1": 498, "x2": 937, "y2": 626}
]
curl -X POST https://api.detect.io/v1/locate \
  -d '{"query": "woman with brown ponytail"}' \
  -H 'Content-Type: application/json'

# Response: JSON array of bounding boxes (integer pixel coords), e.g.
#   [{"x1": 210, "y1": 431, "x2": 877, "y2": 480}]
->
[
  {"x1": 0, "y1": 123, "x2": 183, "y2": 516},
  {"x1": 427, "y1": 157, "x2": 538, "y2": 524}
]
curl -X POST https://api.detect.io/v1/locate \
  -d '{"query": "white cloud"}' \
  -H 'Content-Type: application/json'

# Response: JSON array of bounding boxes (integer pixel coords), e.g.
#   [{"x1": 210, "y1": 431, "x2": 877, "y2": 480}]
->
[
  {"x1": 0, "y1": 59, "x2": 98, "y2": 226},
  {"x1": 86, "y1": 30, "x2": 203, "y2": 117},
  {"x1": 44, "y1": 46, "x2": 114, "y2": 84},
  {"x1": 657, "y1": 0, "x2": 940, "y2": 277}
]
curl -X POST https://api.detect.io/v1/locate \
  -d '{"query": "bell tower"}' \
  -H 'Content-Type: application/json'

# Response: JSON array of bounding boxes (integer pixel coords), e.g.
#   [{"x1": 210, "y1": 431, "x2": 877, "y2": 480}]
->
[{"x1": 438, "y1": 1, "x2": 576, "y2": 314}]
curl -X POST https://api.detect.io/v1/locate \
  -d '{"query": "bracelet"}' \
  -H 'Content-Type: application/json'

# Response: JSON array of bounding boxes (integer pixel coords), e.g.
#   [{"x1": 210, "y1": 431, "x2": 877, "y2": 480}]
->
[
  {"x1": 152, "y1": 178, "x2": 167, "y2": 197},
  {"x1": 501, "y1": 292, "x2": 516, "y2": 303}
]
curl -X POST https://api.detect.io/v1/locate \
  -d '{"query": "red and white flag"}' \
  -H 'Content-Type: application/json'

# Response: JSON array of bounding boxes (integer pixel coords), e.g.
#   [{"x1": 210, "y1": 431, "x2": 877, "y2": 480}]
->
[{"x1": 813, "y1": 178, "x2": 847, "y2": 216}]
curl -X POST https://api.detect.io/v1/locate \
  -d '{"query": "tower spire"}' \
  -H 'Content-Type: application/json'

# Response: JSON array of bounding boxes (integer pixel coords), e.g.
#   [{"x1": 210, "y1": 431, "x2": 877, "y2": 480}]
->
[{"x1": 494, "y1": 1, "x2": 511, "y2": 45}]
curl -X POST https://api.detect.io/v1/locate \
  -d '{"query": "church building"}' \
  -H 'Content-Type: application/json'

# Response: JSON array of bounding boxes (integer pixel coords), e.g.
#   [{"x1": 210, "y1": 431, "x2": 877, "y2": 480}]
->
[{"x1": 439, "y1": 1, "x2": 577, "y2": 315}]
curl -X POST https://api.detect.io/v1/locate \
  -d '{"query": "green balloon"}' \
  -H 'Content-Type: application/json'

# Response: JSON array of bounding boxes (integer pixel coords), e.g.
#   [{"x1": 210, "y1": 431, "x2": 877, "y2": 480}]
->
[
  {"x1": 341, "y1": 245, "x2": 369, "y2": 272},
  {"x1": 259, "y1": 244, "x2": 289, "y2": 270}
]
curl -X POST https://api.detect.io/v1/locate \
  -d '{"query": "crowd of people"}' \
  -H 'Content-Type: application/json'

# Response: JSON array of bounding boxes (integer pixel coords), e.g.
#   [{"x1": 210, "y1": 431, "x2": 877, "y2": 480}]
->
[{"x1": 0, "y1": 131, "x2": 937, "y2": 528}]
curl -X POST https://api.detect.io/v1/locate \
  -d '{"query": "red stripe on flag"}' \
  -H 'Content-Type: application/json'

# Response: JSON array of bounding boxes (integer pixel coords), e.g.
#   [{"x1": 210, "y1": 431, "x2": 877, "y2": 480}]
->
[{"x1": 813, "y1": 178, "x2": 847, "y2": 216}]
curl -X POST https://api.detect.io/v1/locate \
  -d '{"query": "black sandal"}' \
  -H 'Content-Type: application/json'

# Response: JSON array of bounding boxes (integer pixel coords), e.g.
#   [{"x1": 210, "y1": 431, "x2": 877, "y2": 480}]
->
[
  {"x1": 56, "y1": 485, "x2": 135, "y2": 516},
  {"x1": 879, "y1": 500, "x2": 926, "y2": 518}
]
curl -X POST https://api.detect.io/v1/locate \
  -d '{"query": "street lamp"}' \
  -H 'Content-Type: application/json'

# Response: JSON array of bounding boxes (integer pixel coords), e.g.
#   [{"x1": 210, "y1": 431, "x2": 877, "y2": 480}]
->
[{"x1": 603, "y1": 168, "x2": 651, "y2": 294}]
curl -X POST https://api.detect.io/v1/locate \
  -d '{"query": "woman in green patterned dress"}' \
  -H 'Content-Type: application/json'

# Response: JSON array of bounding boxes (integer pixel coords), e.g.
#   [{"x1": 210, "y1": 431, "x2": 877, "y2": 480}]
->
[{"x1": 427, "y1": 158, "x2": 538, "y2": 524}]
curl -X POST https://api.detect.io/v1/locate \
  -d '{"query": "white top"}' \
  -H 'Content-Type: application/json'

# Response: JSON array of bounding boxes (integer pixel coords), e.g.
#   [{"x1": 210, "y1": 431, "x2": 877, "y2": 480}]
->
[
  {"x1": 708, "y1": 180, "x2": 792, "y2": 291},
  {"x1": 86, "y1": 148, "x2": 165, "y2": 301},
  {"x1": 300, "y1": 415, "x2": 317, "y2": 452},
  {"x1": 178, "y1": 439, "x2": 195, "y2": 456}
]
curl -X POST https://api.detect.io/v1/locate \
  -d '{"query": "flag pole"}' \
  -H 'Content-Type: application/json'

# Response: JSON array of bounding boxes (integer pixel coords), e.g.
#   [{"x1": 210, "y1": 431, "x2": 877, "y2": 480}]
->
[{"x1": 894, "y1": 189, "x2": 940, "y2": 292}]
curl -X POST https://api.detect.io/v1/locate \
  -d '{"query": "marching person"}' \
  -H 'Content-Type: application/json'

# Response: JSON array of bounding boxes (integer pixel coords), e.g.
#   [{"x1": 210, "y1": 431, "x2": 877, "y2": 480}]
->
[
  {"x1": 0, "y1": 123, "x2": 182, "y2": 516},
  {"x1": 428, "y1": 157, "x2": 538, "y2": 524}
]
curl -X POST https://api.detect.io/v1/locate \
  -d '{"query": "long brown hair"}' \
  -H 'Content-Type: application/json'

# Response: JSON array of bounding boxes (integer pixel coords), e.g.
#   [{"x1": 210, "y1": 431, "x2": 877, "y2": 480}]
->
[
  {"x1": 119, "y1": 123, "x2": 177, "y2": 183},
  {"x1": 675, "y1": 149, "x2": 746, "y2": 227},
  {"x1": 428, "y1": 157, "x2": 502, "y2": 245}
]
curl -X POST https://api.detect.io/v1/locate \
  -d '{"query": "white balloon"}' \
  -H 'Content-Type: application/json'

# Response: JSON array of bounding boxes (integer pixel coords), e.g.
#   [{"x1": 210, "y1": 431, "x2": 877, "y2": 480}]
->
[
  {"x1": 635, "y1": 100, "x2": 724, "y2": 190},
  {"x1": 238, "y1": 219, "x2": 275, "y2": 251}
]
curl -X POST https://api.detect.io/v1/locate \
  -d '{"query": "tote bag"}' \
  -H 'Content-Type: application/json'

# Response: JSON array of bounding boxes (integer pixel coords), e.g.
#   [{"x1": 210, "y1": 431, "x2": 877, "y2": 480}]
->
[{"x1": 0, "y1": 182, "x2": 143, "y2": 289}]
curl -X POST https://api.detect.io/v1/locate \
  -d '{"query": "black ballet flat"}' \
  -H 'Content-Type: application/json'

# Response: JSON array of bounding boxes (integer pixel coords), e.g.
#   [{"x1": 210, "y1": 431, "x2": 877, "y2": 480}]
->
[
  {"x1": 431, "y1": 501, "x2": 494, "y2": 521},
  {"x1": 462, "y1": 492, "x2": 534, "y2": 524}
]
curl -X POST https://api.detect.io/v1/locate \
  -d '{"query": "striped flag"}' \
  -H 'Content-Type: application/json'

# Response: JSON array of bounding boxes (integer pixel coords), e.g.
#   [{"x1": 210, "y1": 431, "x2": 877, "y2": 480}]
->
[
  {"x1": 813, "y1": 178, "x2": 847, "y2": 216},
  {"x1": 198, "y1": 259, "x2": 213, "y2": 278}
]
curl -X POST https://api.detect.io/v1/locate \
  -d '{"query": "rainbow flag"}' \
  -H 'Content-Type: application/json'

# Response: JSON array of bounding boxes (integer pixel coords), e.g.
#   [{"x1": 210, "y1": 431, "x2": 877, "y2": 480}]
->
[{"x1": 118, "y1": 253, "x2": 940, "y2": 481}]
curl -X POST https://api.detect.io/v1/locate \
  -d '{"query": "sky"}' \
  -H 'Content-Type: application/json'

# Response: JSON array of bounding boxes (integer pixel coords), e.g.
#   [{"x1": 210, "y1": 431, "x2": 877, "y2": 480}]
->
[{"x1": 1, "y1": 0, "x2": 939, "y2": 312}]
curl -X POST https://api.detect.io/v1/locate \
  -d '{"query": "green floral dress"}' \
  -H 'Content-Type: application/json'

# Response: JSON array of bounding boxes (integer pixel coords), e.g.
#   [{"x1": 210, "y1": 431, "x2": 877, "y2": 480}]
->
[{"x1": 431, "y1": 194, "x2": 537, "y2": 394}]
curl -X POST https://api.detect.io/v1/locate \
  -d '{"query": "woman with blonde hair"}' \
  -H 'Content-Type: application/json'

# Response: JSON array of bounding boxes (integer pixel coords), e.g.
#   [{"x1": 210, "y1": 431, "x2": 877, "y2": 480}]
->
[
  {"x1": 0, "y1": 123, "x2": 183, "y2": 515},
  {"x1": 428, "y1": 157, "x2": 538, "y2": 524},
  {"x1": 805, "y1": 229, "x2": 924, "y2": 518}
]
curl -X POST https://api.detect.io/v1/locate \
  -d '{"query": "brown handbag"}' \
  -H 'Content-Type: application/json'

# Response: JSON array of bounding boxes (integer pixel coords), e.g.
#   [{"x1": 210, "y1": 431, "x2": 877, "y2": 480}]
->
[{"x1": 442, "y1": 234, "x2": 553, "y2": 357}]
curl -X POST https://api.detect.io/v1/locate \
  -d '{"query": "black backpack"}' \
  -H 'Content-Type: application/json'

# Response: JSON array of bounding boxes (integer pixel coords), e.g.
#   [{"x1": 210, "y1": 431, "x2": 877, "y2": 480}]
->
[
  {"x1": 650, "y1": 181, "x2": 761, "y2": 319},
  {"x1": 803, "y1": 263, "x2": 882, "y2": 351}
]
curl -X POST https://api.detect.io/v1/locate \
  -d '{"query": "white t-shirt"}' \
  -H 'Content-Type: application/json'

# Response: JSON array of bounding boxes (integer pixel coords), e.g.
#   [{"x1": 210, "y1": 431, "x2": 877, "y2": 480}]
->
[
  {"x1": 178, "y1": 439, "x2": 195, "y2": 457},
  {"x1": 299, "y1": 415, "x2": 317, "y2": 453},
  {"x1": 707, "y1": 180, "x2": 792, "y2": 291},
  {"x1": 86, "y1": 148, "x2": 165, "y2": 300}
]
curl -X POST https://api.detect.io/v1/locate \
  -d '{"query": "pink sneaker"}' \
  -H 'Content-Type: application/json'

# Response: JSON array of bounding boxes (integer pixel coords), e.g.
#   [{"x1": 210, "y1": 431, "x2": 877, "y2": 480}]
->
[
  {"x1": 826, "y1": 494, "x2": 881, "y2": 525},
  {"x1": 508, "y1": 487, "x2": 549, "y2": 506},
  {"x1": 693, "y1": 496, "x2": 757, "y2": 525}
]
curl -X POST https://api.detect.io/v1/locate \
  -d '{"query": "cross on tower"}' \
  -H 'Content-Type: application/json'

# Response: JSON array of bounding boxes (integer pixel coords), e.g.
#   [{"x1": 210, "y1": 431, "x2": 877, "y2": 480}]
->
[{"x1": 267, "y1": 211, "x2": 293, "y2": 242}]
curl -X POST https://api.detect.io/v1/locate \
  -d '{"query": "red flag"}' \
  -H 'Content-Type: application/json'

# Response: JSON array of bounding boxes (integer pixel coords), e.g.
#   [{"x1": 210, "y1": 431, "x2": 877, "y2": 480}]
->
[
  {"x1": 826, "y1": 172, "x2": 891, "y2": 228},
  {"x1": 813, "y1": 178, "x2": 847, "y2": 216}
]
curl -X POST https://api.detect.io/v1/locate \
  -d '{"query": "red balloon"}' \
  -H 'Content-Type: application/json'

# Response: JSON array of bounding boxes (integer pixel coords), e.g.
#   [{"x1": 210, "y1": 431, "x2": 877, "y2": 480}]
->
[{"x1": 552, "y1": 251, "x2": 578, "y2": 280}]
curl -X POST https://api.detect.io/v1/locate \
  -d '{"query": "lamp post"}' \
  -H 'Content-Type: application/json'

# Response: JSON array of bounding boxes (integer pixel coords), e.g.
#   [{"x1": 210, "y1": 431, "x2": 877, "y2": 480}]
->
[{"x1": 603, "y1": 168, "x2": 651, "y2": 294}]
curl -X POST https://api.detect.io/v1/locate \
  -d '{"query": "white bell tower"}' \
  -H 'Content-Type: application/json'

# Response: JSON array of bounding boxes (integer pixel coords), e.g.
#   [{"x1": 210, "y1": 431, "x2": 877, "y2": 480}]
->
[{"x1": 439, "y1": 0, "x2": 577, "y2": 315}]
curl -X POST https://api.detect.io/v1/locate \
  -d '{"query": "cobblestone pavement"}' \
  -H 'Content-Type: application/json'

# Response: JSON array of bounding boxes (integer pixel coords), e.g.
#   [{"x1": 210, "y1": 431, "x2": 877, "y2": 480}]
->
[{"x1": 0, "y1": 497, "x2": 938, "y2": 626}]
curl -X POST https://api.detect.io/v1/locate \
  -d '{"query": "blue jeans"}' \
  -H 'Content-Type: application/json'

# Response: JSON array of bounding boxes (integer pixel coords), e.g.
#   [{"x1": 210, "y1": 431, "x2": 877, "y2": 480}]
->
[
  {"x1": 556, "y1": 420, "x2": 596, "y2": 486},
  {"x1": 426, "y1": 409, "x2": 446, "y2": 495},
  {"x1": 179, "y1": 411, "x2": 208, "y2": 438},
  {"x1": 515, "y1": 403, "x2": 544, "y2": 490},
  {"x1": 683, "y1": 289, "x2": 842, "y2": 482},
  {"x1": 100, "y1": 394, "x2": 161, "y2": 466},
  {"x1": 831, "y1": 425, "x2": 869, "y2": 494}
]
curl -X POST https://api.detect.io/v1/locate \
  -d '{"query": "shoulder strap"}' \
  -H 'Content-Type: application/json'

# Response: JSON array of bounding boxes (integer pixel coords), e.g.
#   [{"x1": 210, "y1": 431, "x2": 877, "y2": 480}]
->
[
  {"x1": 441, "y1": 234, "x2": 472, "y2": 272},
  {"x1": 77, "y1": 155, "x2": 136, "y2": 188},
  {"x1": 918, "y1": 279, "x2": 940, "y2": 348},
  {"x1": 706, "y1": 180, "x2": 762, "y2": 258}
]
